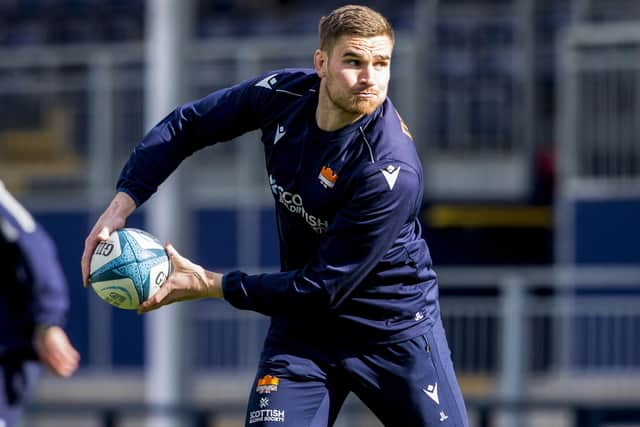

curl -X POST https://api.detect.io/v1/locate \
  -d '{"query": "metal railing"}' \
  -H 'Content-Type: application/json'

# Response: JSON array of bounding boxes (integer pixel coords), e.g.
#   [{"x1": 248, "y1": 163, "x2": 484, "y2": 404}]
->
[
  {"x1": 557, "y1": 22, "x2": 640, "y2": 192},
  {"x1": 186, "y1": 266, "x2": 640, "y2": 373},
  {"x1": 24, "y1": 399, "x2": 640, "y2": 427},
  {"x1": 20, "y1": 262, "x2": 639, "y2": 427}
]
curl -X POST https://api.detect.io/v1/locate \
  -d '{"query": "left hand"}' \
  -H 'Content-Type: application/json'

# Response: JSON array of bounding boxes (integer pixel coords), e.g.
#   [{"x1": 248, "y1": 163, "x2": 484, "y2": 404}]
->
[
  {"x1": 137, "y1": 243, "x2": 223, "y2": 314},
  {"x1": 34, "y1": 325, "x2": 80, "y2": 377}
]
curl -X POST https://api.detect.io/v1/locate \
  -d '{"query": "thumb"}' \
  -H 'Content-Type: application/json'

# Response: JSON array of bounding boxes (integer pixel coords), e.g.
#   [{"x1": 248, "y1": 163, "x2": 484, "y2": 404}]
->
[
  {"x1": 165, "y1": 243, "x2": 180, "y2": 259},
  {"x1": 165, "y1": 243, "x2": 185, "y2": 272}
]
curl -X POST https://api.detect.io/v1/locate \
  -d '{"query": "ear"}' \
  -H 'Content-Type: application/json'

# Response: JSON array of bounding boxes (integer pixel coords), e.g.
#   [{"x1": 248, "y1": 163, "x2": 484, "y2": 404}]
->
[{"x1": 314, "y1": 49, "x2": 327, "y2": 78}]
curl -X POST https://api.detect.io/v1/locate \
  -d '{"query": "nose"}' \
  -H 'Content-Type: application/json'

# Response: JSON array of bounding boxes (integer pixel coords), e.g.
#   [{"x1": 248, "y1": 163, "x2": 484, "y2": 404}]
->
[{"x1": 359, "y1": 63, "x2": 375, "y2": 84}]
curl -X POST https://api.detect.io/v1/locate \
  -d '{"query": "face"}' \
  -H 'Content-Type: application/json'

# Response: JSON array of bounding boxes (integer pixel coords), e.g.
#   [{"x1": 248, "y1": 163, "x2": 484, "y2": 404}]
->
[{"x1": 315, "y1": 35, "x2": 392, "y2": 118}]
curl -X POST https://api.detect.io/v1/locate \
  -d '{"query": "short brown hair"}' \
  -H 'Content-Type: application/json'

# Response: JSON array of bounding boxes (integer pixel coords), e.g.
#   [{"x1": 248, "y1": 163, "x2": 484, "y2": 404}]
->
[{"x1": 318, "y1": 5, "x2": 395, "y2": 52}]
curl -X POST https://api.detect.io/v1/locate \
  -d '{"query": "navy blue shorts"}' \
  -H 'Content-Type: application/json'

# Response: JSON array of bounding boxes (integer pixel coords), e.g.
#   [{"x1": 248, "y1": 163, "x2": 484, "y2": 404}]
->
[
  {"x1": 244, "y1": 319, "x2": 468, "y2": 427},
  {"x1": 0, "y1": 360, "x2": 41, "y2": 427}
]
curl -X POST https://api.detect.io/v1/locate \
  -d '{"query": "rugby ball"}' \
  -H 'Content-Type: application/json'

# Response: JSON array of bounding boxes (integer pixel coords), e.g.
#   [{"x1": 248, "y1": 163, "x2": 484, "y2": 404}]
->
[{"x1": 89, "y1": 228, "x2": 170, "y2": 310}]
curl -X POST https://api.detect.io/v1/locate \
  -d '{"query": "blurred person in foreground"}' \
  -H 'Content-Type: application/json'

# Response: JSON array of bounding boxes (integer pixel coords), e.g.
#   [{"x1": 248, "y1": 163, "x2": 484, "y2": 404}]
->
[
  {"x1": 81, "y1": 5, "x2": 468, "y2": 426},
  {"x1": 0, "y1": 181, "x2": 80, "y2": 427}
]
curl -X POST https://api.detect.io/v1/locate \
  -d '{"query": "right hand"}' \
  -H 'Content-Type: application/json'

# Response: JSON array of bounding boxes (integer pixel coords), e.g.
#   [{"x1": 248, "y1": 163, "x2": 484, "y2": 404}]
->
[
  {"x1": 81, "y1": 192, "x2": 136, "y2": 287},
  {"x1": 137, "y1": 243, "x2": 224, "y2": 314}
]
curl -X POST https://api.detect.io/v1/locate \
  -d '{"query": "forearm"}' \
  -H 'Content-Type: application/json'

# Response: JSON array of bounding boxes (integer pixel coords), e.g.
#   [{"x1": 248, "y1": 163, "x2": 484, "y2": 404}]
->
[
  {"x1": 199, "y1": 268, "x2": 224, "y2": 299},
  {"x1": 94, "y1": 191, "x2": 137, "y2": 233},
  {"x1": 106, "y1": 191, "x2": 137, "y2": 220},
  {"x1": 222, "y1": 270, "x2": 330, "y2": 316}
]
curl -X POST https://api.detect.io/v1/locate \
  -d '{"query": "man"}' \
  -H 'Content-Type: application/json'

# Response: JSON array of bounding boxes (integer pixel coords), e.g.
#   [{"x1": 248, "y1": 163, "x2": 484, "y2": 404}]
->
[
  {"x1": 0, "y1": 181, "x2": 80, "y2": 427},
  {"x1": 81, "y1": 5, "x2": 469, "y2": 426}
]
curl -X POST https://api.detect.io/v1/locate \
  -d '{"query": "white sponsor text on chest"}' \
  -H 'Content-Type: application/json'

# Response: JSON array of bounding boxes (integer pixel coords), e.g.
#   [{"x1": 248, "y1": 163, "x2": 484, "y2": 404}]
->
[{"x1": 270, "y1": 175, "x2": 328, "y2": 233}]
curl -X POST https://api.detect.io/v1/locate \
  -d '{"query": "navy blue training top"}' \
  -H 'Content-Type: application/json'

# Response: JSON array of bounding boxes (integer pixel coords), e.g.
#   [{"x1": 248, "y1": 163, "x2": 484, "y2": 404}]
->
[
  {"x1": 118, "y1": 69, "x2": 440, "y2": 347},
  {"x1": 0, "y1": 182, "x2": 69, "y2": 358}
]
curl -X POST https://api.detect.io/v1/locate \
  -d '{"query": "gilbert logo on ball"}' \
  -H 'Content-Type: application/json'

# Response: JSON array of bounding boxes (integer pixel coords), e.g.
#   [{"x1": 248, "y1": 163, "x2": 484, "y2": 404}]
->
[{"x1": 89, "y1": 228, "x2": 170, "y2": 309}]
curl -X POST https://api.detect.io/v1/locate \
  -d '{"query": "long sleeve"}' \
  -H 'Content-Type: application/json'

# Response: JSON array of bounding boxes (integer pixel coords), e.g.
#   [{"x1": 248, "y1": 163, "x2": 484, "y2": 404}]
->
[
  {"x1": 116, "y1": 73, "x2": 271, "y2": 206},
  {"x1": 222, "y1": 162, "x2": 424, "y2": 317},
  {"x1": 0, "y1": 184, "x2": 68, "y2": 329}
]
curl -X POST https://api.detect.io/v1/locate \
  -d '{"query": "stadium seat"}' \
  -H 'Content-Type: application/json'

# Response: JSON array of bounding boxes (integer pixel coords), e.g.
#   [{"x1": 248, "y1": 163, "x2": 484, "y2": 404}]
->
[{"x1": 0, "y1": 107, "x2": 82, "y2": 194}]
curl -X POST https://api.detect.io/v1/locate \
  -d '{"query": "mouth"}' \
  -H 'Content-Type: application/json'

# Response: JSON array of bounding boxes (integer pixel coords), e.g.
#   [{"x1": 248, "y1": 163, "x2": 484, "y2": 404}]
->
[{"x1": 354, "y1": 92, "x2": 377, "y2": 99}]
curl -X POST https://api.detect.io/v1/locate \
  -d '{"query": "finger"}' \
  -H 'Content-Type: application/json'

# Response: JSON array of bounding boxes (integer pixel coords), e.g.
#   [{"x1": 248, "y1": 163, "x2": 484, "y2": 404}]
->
[
  {"x1": 42, "y1": 349, "x2": 63, "y2": 372},
  {"x1": 81, "y1": 236, "x2": 96, "y2": 287},
  {"x1": 57, "y1": 342, "x2": 79, "y2": 364},
  {"x1": 50, "y1": 345, "x2": 80, "y2": 377},
  {"x1": 51, "y1": 355, "x2": 77, "y2": 377},
  {"x1": 81, "y1": 250, "x2": 91, "y2": 288},
  {"x1": 69, "y1": 345, "x2": 80, "y2": 362},
  {"x1": 164, "y1": 243, "x2": 187, "y2": 273},
  {"x1": 137, "y1": 298, "x2": 165, "y2": 314},
  {"x1": 96, "y1": 226, "x2": 111, "y2": 240},
  {"x1": 165, "y1": 243, "x2": 182, "y2": 267},
  {"x1": 81, "y1": 227, "x2": 112, "y2": 287},
  {"x1": 58, "y1": 351, "x2": 80, "y2": 376},
  {"x1": 165, "y1": 243, "x2": 177, "y2": 257},
  {"x1": 138, "y1": 281, "x2": 173, "y2": 314}
]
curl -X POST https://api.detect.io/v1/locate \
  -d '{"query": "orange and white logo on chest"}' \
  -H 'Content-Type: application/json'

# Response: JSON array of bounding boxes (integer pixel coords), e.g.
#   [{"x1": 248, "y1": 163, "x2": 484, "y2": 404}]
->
[{"x1": 318, "y1": 166, "x2": 338, "y2": 189}]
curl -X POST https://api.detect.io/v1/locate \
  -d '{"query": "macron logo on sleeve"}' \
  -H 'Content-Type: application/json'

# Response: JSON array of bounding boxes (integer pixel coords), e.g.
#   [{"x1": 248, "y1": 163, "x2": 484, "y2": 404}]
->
[
  {"x1": 381, "y1": 165, "x2": 400, "y2": 190},
  {"x1": 256, "y1": 74, "x2": 278, "y2": 90}
]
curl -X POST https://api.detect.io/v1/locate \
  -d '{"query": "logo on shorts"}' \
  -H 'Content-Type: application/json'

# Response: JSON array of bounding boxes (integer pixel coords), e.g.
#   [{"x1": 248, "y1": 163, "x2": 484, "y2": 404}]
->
[
  {"x1": 274, "y1": 124, "x2": 286, "y2": 145},
  {"x1": 249, "y1": 409, "x2": 285, "y2": 424},
  {"x1": 259, "y1": 397, "x2": 270, "y2": 408},
  {"x1": 256, "y1": 374, "x2": 280, "y2": 394},
  {"x1": 423, "y1": 382, "x2": 440, "y2": 405}
]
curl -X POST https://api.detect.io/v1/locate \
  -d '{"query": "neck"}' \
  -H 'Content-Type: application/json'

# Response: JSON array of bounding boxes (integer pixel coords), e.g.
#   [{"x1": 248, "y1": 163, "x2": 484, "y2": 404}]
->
[{"x1": 315, "y1": 83, "x2": 364, "y2": 132}]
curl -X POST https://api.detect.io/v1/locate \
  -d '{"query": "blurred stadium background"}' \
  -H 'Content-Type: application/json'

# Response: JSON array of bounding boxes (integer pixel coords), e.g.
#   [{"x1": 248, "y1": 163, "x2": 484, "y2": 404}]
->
[{"x1": 1, "y1": 0, "x2": 640, "y2": 426}]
